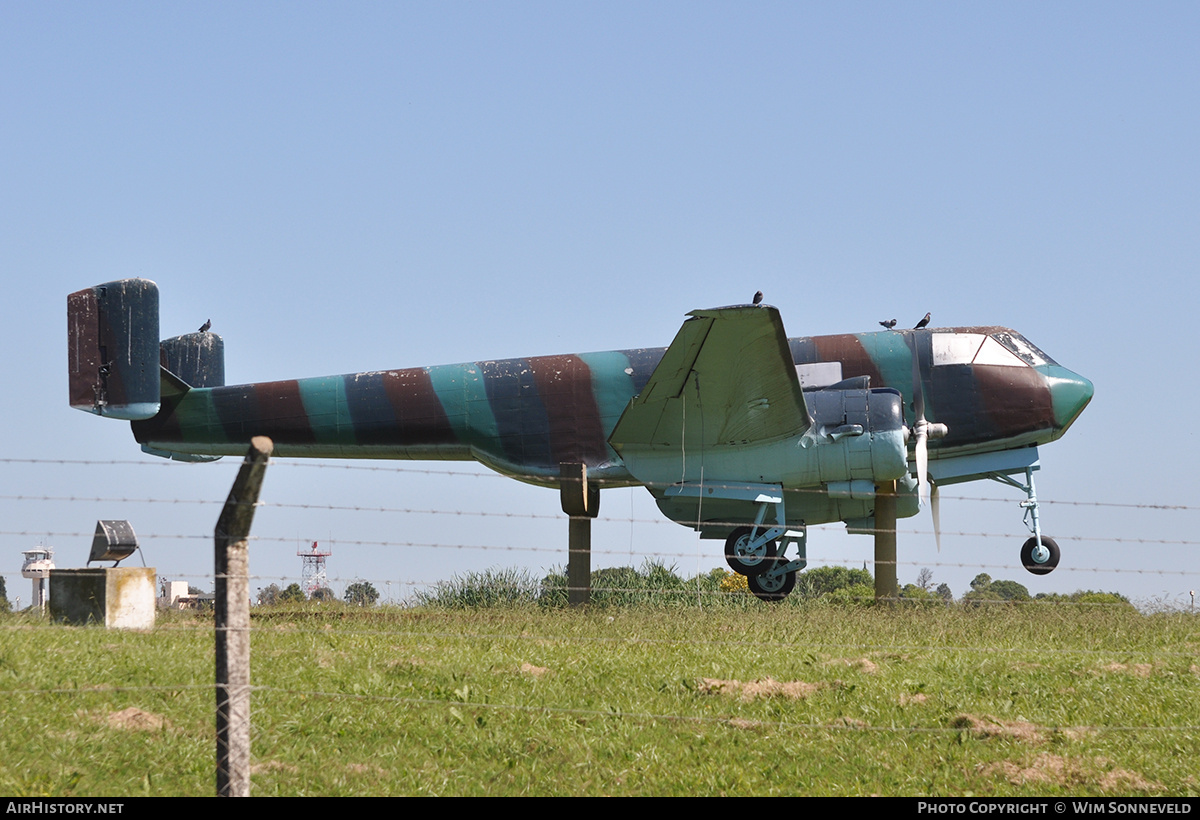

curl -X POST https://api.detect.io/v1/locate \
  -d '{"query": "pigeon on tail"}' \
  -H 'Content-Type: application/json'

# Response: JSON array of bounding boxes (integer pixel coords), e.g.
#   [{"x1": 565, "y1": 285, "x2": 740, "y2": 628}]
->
[
  {"x1": 879, "y1": 319, "x2": 897, "y2": 329},
  {"x1": 752, "y1": 291, "x2": 763, "y2": 305}
]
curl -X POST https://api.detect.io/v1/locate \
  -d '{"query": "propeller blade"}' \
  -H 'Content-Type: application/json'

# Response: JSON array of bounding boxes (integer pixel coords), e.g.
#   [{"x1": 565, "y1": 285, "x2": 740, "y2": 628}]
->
[
  {"x1": 915, "y1": 423, "x2": 929, "y2": 507},
  {"x1": 931, "y1": 480, "x2": 941, "y2": 552}
]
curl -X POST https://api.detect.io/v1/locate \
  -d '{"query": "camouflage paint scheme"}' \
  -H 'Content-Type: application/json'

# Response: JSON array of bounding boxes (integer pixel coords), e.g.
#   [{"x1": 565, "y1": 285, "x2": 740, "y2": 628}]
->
[
  {"x1": 129, "y1": 331, "x2": 1089, "y2": 468},
  {"x1": 69, "y1": 280, "x2": 1093, "y2": 537}
]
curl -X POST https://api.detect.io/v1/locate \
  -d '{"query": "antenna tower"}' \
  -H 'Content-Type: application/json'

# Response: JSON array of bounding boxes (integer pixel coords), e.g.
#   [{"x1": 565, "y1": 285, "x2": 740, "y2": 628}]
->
[{"x1": 298, "y1": 541, "x2": 332, "y2": 596}]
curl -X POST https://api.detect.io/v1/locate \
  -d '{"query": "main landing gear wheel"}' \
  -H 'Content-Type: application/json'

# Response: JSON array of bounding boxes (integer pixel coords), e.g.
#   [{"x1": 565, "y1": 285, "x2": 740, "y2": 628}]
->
[
  {"x1": 724, "y1": 527, "x2": 777, "y2": 576},
  {"x1": 747, "y1": 561, "x2": 796, "y2": 603},
  {"x1": 1021, "y1": 535, "x2": 1060, "y2": 576}
]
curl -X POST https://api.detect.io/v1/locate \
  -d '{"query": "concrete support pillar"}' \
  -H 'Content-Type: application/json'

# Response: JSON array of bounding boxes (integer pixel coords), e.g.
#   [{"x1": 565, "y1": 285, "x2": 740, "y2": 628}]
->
[
  {"x1": 874, "y1": 479, "x2": 898, "y2": 602},
  {"x1": 559, "y1": 462, "x2": 600, "y2": 607}
]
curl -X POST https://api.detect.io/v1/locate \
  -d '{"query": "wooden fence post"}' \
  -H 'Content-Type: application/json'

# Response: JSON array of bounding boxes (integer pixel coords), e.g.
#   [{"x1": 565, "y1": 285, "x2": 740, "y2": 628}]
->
[{"x1": 214, "y1": 436, "x2": 273, "y2": 797}]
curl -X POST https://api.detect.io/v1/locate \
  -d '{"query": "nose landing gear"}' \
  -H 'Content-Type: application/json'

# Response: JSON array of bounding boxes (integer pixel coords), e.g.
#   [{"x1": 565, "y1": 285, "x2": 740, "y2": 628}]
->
[{"x1": 991, "y1": 466, "x2": 1060, "y2": 575}]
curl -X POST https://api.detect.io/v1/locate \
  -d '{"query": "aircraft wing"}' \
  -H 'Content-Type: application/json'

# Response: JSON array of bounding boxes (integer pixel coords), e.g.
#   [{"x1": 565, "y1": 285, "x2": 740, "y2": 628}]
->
[{"x1": 609, "y1": 306, "x2": 810, "y2": 451}]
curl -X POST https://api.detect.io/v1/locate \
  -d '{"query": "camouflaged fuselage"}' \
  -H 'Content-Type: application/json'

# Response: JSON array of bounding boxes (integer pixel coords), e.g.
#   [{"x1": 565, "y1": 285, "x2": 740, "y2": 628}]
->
[{"x1": 131, "y1": 326, "x2": 1093, "y2": 487}]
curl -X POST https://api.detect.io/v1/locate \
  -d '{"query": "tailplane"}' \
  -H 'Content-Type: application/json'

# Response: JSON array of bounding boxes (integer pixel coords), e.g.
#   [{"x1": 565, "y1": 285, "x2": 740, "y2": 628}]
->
[{"x1": 69, "y1": 279, "x2": 226, "y2": 462}]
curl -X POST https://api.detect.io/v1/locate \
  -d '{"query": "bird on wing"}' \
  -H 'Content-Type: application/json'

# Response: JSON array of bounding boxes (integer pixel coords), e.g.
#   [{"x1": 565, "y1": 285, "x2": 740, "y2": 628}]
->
[
  {"x1": 914, "y1": 312, "x2": 931, "y2": 329},
  {"x1": 199, "y1": 319, "x2": 211, "y2": 333},
  {"x1": 879, "y1": 319, "x2": 897, "y2": 329},
  {"x1": 752, "y1": 291, "x2": 763, "y2": 305}
]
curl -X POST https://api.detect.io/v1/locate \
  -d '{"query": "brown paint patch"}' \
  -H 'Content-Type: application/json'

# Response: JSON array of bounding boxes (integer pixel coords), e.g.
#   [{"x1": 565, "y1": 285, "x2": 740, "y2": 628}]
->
[
  {"x1": 254, "y1": 380, "x2": 317, "y2": 443},
  {"x1": 973, "y1": 365, "x2": 1055, "y2": 438},
  {"x1": 812, "y1": 334, "x2": 884, "y2": 385},
  {"x1": 899, "y1": 693, "x2": 928, "y2": 706},
  {"x1": 520, "y1": 663, "x2": 550, "y2": 677},
  {"x1": 527, "y1": 354, "x2": 609, "y2": 465},
  {"x1": 107, "y1": 707, "x2": 166, "y2": 731},
  {"x1": 380, "y1": 368, "x2": 457, "y2": 444},
  {"x1": 699, "y1": 677, "x2": 822, "y2": 700}
]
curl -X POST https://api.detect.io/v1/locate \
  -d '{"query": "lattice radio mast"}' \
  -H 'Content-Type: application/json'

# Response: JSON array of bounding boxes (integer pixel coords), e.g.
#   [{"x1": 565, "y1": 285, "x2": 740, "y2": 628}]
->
[{"x1": 298, "y1": 541, "x2": 332, "y2": 596}]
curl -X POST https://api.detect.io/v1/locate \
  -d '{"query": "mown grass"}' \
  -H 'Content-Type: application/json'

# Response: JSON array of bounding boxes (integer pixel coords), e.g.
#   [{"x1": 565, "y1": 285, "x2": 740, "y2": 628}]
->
[{"x1": 0, "y1": 601, "x2": 1197, "y2": 796}]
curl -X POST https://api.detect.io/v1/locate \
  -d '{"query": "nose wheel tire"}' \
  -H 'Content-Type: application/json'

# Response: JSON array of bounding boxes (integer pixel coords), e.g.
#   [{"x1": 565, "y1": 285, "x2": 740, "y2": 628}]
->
[
  {"x1": 1021, "y1": 535, "x2": 1060, "y2": 575},
  {"x1": 746, "y1": 561, "x2": 796, "y2": 602},
  {"x1": 725, "y1": 527, "x2": 778, "y2": 576}
]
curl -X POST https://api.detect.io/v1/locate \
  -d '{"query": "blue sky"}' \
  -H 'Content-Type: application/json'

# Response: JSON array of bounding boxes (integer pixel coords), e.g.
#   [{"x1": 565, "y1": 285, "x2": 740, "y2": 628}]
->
[{"x1": 3, "y1": 2, "x2": 1197, "y2": 606}]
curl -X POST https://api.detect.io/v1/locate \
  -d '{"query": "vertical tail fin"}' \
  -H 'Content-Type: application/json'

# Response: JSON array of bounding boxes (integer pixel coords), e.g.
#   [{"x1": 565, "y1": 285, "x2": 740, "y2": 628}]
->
[{"x1": 67, "y1": 279, "x2": 161, "y2": 420}]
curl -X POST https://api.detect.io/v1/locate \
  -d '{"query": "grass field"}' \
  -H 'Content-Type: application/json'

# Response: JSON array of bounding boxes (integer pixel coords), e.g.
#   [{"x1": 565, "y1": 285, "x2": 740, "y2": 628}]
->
[{"x1": 1, "y1": 600, "x2": 1197, "y2": 796}]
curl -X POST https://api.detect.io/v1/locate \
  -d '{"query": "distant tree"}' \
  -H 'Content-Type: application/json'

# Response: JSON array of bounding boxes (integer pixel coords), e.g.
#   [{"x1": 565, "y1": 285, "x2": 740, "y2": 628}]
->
[
  {"x1": 797, "y1": 566, "x2": 874, "y2": 599},
  {"x1": 1035, "y1": 590, "x2": 1134, "y2": 609},
  {"x1": 310, "y1": 587, "x2": 337, "y2": 602},
  {"x1": 970, "y1": 573, "x2": 993, "y2": 592},
  {"x1": 188, "y1": 585, "x2": 205, "y2": 596},
  {"x1": 962, "y1": 575, "x2": 1030, "y2": 605},
  {"x1": 257, "y1": 584, "x2": 281, "y2": 606},
  {"x1": 916, "y1": 568, "x2": 934, "y2": 591},
  {"x1": 900, "y1": 583, "x2": 938, "y2": 601},
  {"x1": 935, "y1": 583, "x2": 954, "y2": 601},
  {"x1": 344, "y1": 581, "x2": 379, "y2": 607},
  {"x1": 988, "y1": 579, "x2": 1031, "y2": 601},
  {"x1": 0, "y1": 576, "x2": 8, "y2": 612},
  {"x1": 279, "y1": 583, "x2": 306, "y2": 604}
]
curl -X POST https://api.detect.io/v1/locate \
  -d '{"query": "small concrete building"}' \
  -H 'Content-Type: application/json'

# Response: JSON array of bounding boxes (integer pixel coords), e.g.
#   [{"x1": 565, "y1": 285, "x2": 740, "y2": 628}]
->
[{"x1": 49, "y1": 567, "x2": 156, "y2": 629}]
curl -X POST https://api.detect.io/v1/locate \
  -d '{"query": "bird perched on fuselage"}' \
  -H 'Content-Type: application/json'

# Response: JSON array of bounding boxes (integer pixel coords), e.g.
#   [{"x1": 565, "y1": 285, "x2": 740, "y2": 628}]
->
[
  {"x1": 914, "y1": 312, "x2": 931, "y2": 329},
  {"x1": 198, "y1": 319, "x2": 211, "y2": 333},
  {"x1": 879, "y1": 318, "x2": 897, "y2": 329},
  {"x1": 752, "y1": 291, "x2": 763, "y2": 305}
]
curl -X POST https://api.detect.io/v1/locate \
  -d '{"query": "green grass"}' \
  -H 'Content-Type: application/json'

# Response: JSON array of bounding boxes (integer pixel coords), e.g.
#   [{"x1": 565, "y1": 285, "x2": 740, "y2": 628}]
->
[{"x1": 0, "y1": 602, "x2": 1197, "y2": 796}]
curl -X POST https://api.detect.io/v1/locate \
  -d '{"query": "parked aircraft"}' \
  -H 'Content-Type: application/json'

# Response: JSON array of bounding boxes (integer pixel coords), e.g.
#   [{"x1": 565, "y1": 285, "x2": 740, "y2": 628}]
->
[{"x1": 68, "y1": 279, "x2": 1092, "y2": 600}]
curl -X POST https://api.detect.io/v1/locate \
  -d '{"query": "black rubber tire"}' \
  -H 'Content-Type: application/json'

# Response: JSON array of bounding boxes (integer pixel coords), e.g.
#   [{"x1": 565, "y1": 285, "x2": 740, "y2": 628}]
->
[
  {"x1": 747, "y1": 561, "x2": 797, "y2": 602},
  {"x1": 724, "y1": 527, "x2": 777, "y2": 576},
  {"x1": 1020, "y1": 535, "x2": 1060, "y2": 575}
]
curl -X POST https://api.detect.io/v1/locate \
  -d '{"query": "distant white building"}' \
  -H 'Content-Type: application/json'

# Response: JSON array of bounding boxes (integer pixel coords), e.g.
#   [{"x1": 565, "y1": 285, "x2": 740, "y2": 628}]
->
[
  {"x1": 21, "y1": 548, "x2": 55, "y2": 611},
  {"x1": 158, "y1": 580, "x2": 190, "y2": 609}
]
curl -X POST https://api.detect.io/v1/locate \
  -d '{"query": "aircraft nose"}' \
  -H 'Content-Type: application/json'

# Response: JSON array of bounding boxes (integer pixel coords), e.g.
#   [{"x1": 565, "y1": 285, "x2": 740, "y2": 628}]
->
[{"x1": 1041, "y1": 366, "x2": 1094, "y2": 433}]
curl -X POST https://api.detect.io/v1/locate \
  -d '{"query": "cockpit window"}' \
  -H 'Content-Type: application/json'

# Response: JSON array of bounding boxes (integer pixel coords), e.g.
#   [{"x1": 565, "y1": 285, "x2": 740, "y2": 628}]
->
[
  {"x1": 932, "y1": 333, "x2": 984, "y2": 366},
  {"x1": 992, "y1": 331, "x2": 1057, "y2": 366},
  {"x1": 933, "y1": 333, "x2": 1027, "y2": 367},
  {"x1": 974, "y1": 336, "x2": 1026, "y2": 367}
]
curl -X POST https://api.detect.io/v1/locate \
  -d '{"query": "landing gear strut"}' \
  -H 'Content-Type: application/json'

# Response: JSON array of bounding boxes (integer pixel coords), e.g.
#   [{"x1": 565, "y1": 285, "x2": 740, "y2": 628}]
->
[
  {"x1": 990, "y1": 466, "x2": 1060, "y2": 575},
  {"x1": 720, "y1": 491, "x2": 807, "y2": 602}
]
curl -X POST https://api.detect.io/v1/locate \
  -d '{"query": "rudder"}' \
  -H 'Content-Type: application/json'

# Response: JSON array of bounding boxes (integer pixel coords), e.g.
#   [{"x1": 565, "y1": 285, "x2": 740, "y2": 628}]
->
[{"x1": 67, "y1": 279, "x2": 160, "y2": 420}]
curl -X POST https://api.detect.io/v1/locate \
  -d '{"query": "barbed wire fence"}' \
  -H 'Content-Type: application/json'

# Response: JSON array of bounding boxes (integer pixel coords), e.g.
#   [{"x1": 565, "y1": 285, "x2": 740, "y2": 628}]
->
[{"x1": 1, "y1": 453, "x2": 1198, "y2": 794}]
